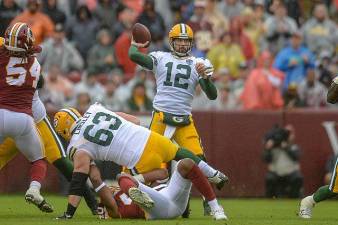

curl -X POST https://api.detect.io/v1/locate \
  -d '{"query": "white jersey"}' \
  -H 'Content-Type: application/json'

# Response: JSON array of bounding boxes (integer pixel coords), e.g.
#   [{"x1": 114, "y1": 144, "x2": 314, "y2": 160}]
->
[
  {"x1": 149, "y1": 51, "x2": 213, "y2": 115},
  {"x1": 67, "y1": 103, "x2": 151, "y2": 168},
  {"x1": 32, "y1": 91, "x2": 47, "y2": 123}
]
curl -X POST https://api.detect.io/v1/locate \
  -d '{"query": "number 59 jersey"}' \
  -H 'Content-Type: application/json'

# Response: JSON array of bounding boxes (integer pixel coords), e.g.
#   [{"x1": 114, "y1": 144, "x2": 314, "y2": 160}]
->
[
  {"x1": 149, "y1": 51, "x2": 213, "y2": 115},
  {"x1": 67, "y1": 104, "x2": 151, "y2": 168},
  {"x1": 0, "y1": 47, "x2": 40, "y2": 116}
]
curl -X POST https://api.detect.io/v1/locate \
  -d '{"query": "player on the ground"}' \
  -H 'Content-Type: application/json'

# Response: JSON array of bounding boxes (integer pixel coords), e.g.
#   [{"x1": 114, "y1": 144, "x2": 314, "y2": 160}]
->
[
  {"x1": 53, "y1": 103, "x2": 227, "y2": 219},
  {"x1": 98, "y1": 158, "x2": 227, "y2": 220},
  {"x1": 0, "y1": 22, "x2": 52, "y2": 212},
  {"x1": 299, "y1": 76, "x2": 338, "y2": 218},
  {"x1": 129, "y1": 23, "x2": 218, "y2": 215}
]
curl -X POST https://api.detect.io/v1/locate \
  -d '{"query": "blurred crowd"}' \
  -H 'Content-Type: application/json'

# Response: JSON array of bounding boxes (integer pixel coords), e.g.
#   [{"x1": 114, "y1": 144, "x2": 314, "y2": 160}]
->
[{"x1": 1, "y1": 0, "x2": 337, "y2": 112}]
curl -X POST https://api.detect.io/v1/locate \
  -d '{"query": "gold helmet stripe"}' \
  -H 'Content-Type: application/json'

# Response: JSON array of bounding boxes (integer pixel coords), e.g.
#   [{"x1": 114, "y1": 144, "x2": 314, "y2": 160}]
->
[
  {"x1": 60, "y1": 108, "x2": 81, "y2": 122},
  {"x1": 9, "y1": 23, "x2": 22, "y2": 47}
]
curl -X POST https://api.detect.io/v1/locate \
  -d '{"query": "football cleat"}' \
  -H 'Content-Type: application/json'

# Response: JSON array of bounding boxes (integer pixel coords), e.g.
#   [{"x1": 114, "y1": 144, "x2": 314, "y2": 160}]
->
[
  {"x1": 211, "y1": 205, "x2": 228, "y2": 220},
  {"x1": 55, "y1": 212, "x2": 73, "y2": 220},
  {"x1": 208, "y1": 171, "x2": 229, "y2": 190},
  {"x1": 25, "y1": 188, "x2": 53, "y2": 213},
  {"x1": 128, "y1": 187, "x2": 154, "y2": 210},
  {"x1": 299, "y1": 196, "x2": 315, "y2": 219}
]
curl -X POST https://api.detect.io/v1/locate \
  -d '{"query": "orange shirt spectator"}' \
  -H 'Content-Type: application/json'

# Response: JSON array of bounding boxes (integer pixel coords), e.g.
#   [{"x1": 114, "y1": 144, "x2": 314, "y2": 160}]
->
[
  {"x1": 11, "y1": 0, "x2": 54, "y2": 45},
  {"x1": 114, "y1": 31, "x2": 147, "y2": 80},
  {"x1": 241, "y1": 51, "x2": 284, "y2": 110}
]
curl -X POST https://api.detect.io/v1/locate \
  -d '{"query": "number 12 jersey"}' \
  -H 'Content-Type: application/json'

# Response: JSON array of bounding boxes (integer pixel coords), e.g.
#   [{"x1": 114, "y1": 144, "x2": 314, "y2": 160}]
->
[{"x1": 149, "y1": 51, "x2": 213, "y2": 115}]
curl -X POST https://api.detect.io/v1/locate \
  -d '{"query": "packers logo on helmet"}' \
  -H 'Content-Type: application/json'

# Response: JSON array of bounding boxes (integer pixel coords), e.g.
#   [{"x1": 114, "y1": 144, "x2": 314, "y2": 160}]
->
[
  {"x1": 168, "y1": 23, "x2": 194, "y2": 57},
  {"x1": 54, "y1": 108, "x2": 82, "y2": 141}
]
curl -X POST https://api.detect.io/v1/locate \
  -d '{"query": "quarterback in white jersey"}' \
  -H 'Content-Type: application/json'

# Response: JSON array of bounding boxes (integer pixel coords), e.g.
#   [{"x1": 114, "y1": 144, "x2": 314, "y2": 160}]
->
[{"x1": 129, "y1": 23, "x2": 219, "y2": 216}]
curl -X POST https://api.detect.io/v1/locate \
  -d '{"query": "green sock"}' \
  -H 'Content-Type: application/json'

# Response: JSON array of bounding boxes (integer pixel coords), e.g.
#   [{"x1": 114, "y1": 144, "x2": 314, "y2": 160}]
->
[
  {"x1": 174, "y1": 147, "x2": 201, "y2": 164},
  {"x1": 313, "y1": 185, "x2": 337, "y2": 203},
  {"x1": 53, "y1": 157, "x2": 74, "y2": 181}
]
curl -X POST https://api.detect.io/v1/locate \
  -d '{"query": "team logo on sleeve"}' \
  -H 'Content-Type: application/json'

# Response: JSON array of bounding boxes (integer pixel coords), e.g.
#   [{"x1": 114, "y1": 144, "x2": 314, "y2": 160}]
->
[{"x1": 186, "y1": 59, "x2": 193, "y2": 65}]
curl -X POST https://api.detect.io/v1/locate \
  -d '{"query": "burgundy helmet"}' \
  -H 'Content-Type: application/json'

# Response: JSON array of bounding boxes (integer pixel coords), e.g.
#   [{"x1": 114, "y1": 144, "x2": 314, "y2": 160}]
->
[{"x1": 4, "y1": 22, "x2": 35, "y2": 52}]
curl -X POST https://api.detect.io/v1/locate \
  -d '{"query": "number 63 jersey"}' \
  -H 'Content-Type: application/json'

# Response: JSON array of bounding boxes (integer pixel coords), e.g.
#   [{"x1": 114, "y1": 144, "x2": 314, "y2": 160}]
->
[
  {"x1": 67, "y1": 104, "x2": 151, "y2": 168},
  {"x1": 149, "y1": 51, "x2": 213, "y2": 115}
]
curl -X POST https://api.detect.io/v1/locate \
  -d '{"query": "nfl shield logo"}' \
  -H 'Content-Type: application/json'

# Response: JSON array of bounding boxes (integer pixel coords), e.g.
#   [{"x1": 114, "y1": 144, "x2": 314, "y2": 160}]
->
[{"x1": 186, "y1": 59, "x2": 193, "y2": 65}]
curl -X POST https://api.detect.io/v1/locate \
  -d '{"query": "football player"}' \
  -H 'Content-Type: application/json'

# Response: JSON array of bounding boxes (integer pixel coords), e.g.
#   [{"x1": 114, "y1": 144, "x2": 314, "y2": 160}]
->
[
  {"x1": 99, "y1": 158, "x2": 227, "y2": 220},
  {"x1": 299, "y1": 76, "x2": 338, "y2": 218},
  {"x1": 0, "y1": 23, "x2": 52, "y2": 212},
  {"x1": 129, "y1": 23, "x2": 218, "y2": 215},
  {"x1": 0, "y1": 34, "x2": 98, "y2": 214},
  {"x1": 53, "y1": 103, "x2": 227, "y2": 219}
]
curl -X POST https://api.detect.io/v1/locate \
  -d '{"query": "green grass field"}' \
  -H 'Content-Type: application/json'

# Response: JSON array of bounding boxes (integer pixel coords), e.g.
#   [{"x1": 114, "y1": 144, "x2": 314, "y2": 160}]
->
[{"x1": 0, "y1": 195, "x2": 337, "y2": 225}]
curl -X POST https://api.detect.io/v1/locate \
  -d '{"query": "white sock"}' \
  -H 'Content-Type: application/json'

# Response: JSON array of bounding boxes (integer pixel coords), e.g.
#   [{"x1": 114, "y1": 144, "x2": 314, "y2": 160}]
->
[
  {"x1": 309, "y1": 195, "x2": 316, "y2": 205},
  {"x1": 198, "y1": 160, "x2": 217, "y2": 177},
  {"x1": 29, "y1": 181, "x2": 41, "y2": 190},
  {"x1": 208, "y1": 199, "x2": 219, "y2": 211}
]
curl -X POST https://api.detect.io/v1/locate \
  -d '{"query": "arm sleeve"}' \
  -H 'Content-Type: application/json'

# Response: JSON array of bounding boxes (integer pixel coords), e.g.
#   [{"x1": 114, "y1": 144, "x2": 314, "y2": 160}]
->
[
  {"x1": 262, "y1": 149, "x2": 273, "y2": 163},
  {"x1": 199, "y1": 78, "x2": 218, "y2": 100},
  {"x1": 128, "y1": 45, "x2": 153, "y2": 70}
]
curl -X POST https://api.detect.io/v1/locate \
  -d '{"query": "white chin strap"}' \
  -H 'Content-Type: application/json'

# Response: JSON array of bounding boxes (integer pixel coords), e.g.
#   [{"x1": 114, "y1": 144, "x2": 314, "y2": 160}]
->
[{"x1": 4, "y1": 45, "x2": 26, "y2": 52}]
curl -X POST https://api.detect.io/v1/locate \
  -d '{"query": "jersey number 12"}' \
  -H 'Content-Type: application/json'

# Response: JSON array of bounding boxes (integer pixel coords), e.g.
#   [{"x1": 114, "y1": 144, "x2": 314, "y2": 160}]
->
[{"x1": 163, "y1": 62, "x2": 191, "y2": 90}]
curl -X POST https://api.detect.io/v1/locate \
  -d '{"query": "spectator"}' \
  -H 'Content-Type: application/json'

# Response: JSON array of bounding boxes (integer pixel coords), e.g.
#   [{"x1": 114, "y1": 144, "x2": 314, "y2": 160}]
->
[
  {"x1": 137, "y1": 0, "x2": 166, "y2": 42},
  {"x1": 0, "y1": 0, "x2": 22, "y2": 36},
  {"x1": 187, "y1": 0, "x2": 213, "y2": 57},
  {"x1": 97, "y1": 79, "x2": 123, "y2": 111},
  {"x1": 262, "y1": 124, "x2": 303, "y2": 198},
  {"x1": 94, "y1": 0, "x2": 117, "y2": 29},
  {"x1": 274, "y1": 31, "x2": 315, "y2": 89},
  {"x1": 218, "y1": 0, "x2": 245, "y2": 19},
  {"x1": 74, "y1": 91, "x2": 92, "y2": 112},
  {"x1": 283, "y1": 83, "x2": 305, "y2": 109},
  {"x1": 43, "y1": 0, "x2": 66, "y2": 25},
  {"x1": 87, "y1": 29, "x2": 117, "y2": 74},
  {"x1": 113, "y1": 4, "x2": 137, "y2": 40},
  {"x1": 214, "y1": 85, "x2": 239, "y2": 110},
  {"x1": 115, "y1": 67, "x2": 155, "y2": 104},
  {"x1": 114, "y1": 29, "x2": 147, "y2": 79},
  {"x1": 38, "y1": 23, "x2": 84, "y2": 74},
  {"x1": 204, "y1": 0, "x2": 229, "y2": 40},
  {"x1": 301, "y1": 3, "x2": 337, "y2": 56},
  {"x1": 229, "y1": 17, "x2": 255, "y2": 61},
  {"x1": 66, "y1": 5, "x2": 99, "y2": 58},
  {"x1": 298, "y1": 69, "x2": 327, "y2": 108},
  {"x1": 241, "y1": 6, "x2": 265, "y2": 57},
  {"x1": 318, "y1": 52, "x2": 335, "y2": 89},
  {"x1": 241, "y1": 51, "x2": 284, "y2": 110},
  {"x1": 266, "y1": 0, "x2": 302, "y2": 25},
  {"x1": 11, "y1": 0, "x2": 55, "y2": 45},
  {"x1": 264, "y1": 2, "x2": 297, "y2": 55},
  {"x1": 45, "y1": 65, "x2": 74, "y2": 103},
  {"x1": 207, "y1": 32, "x2": 245, "y2": 78},
  {"x1": 74, "y1": 68, "x2": 105, "y2": 102},
  {"x1": 125, "y1": 82, "x2": 153, "y2": 112}
]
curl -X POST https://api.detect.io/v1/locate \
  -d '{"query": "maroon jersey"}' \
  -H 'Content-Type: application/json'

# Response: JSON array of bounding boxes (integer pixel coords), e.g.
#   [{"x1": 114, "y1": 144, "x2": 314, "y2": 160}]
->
[
  {"x1": 0, "y1": 47, "x2": 40, "y2": 116},
  {"x1": 114, "y1": 191, "x2": 145, "y2": 219}
]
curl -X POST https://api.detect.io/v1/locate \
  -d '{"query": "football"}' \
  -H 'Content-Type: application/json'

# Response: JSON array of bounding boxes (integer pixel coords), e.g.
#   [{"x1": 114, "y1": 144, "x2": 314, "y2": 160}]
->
[{"x1": 132, "y1": 23, "x2": 151, "y2": 48}]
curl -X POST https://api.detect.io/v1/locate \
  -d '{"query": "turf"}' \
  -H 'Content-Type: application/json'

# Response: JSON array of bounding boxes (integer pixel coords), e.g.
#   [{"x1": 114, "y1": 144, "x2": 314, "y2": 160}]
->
[{"x1": 0, "y1": 195, "x2": 337, "y2": 225}]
